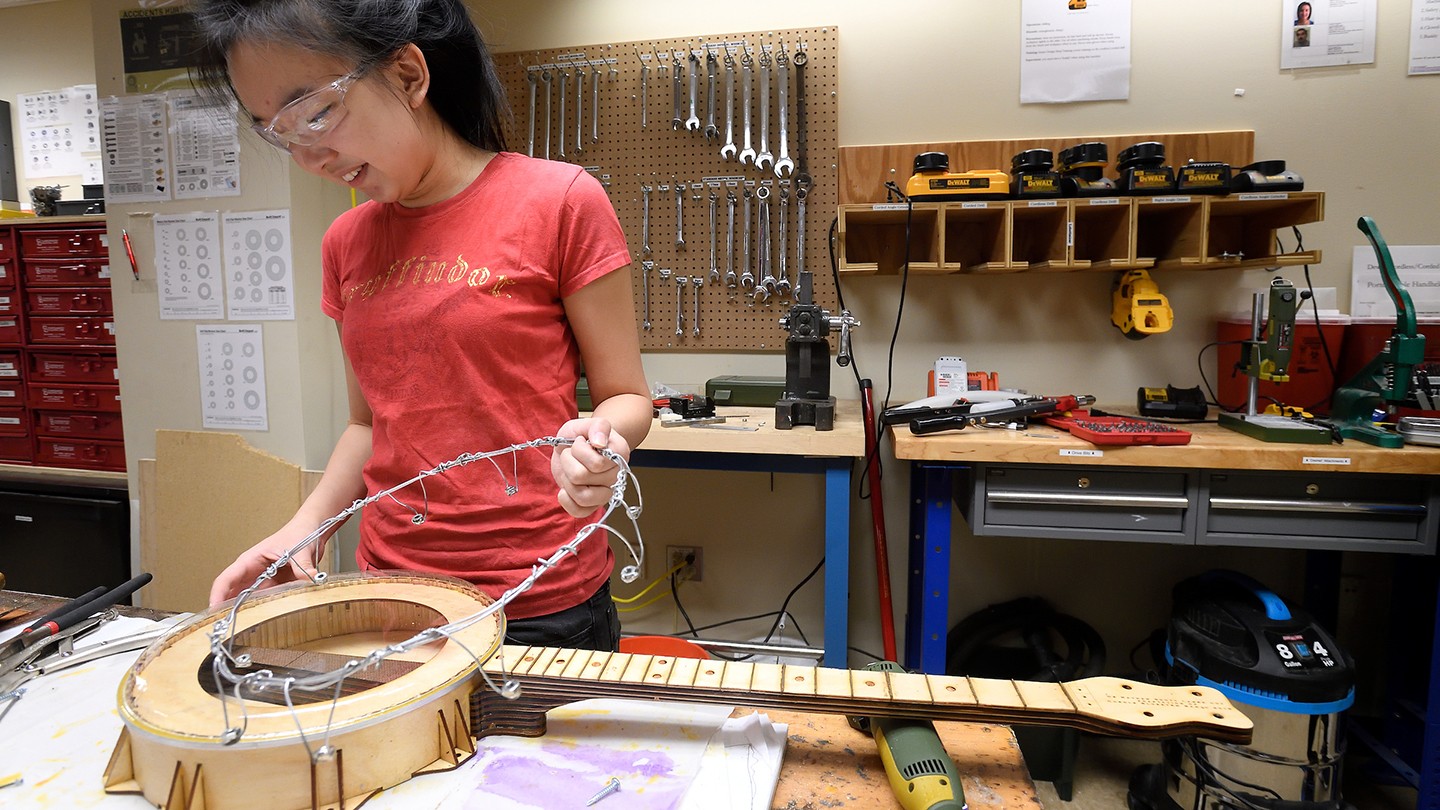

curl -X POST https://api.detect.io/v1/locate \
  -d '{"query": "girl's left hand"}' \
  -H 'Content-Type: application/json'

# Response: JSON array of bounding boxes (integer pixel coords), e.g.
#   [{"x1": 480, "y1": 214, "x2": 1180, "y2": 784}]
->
[{"x1": 552, "y1": 417, "x2": 632, "y2": 517}]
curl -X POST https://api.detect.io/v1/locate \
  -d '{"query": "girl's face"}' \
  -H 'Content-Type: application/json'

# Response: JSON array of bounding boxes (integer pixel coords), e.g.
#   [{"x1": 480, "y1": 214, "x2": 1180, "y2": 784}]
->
[
  {"x1": 228, "y1": 41, "x2": 435, "y2": 206},
  {"x1": 1298, "y1": 4, "x2": 1311, "y2": 22}
]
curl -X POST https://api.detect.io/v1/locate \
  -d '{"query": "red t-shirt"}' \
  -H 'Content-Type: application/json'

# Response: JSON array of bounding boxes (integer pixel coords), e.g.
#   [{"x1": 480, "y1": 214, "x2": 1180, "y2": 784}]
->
[{"x1": 320, "y1": 152, "x2": 631, "y2": 618}]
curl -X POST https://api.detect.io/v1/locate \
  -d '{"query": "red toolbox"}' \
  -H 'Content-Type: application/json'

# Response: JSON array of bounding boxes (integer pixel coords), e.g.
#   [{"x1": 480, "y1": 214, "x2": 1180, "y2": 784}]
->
[
  {"x1": 27, "y1": 383, "x2": 122, "y2": 412},
  {"x1": 20, "y1": 228, "x2": 108, "y2": 258},
  {"x1": 33, "y1": 410, "x2": 124, "y2": 441},
  {"x1": 22, "y1": 258, "x2": 112, "y2": 286},
  {"x1": 27, "y1": 315, "x2": 116, "y2": 346},
  {"x1": 34, "y1": 436, "x2": 124, "y2": 471},
  {"x1": 27, "y1": 351, "x2": 118, "y2": 384},
  {"x1": 25, "y1": 288, "x2": 113, "y2": 315}
]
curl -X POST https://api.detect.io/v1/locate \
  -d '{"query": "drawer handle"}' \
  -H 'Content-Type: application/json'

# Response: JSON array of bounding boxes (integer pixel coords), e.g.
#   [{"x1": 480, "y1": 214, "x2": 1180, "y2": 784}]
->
[
  {"x1": 988, "y1": 490, "x2": 1189, "y2": 509},
  {"x1": 1210, "y1": 497, "x2": 1426, "y2": 516}
]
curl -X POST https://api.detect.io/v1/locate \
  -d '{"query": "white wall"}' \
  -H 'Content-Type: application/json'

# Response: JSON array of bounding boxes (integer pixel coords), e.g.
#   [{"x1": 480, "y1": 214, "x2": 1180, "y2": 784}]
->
[{"x1": 0, "y1": 0, "x2": 1421, "y2": 684}]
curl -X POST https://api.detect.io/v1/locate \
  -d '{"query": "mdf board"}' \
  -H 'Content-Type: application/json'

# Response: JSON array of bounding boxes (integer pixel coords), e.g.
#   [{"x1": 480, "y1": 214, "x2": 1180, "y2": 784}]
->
[
  {"x1": 495, "y1": 26, "x2": 840, "y2": 352},
  {"x1": 141, "y1": 430, "x2": 321, "y2": 613},
  {"x1": 839, "y1": 130, "x2": 1255, "y2": 205},
  {"x1": 0, "y1": 101, "x2": 14, "y2": 202}
]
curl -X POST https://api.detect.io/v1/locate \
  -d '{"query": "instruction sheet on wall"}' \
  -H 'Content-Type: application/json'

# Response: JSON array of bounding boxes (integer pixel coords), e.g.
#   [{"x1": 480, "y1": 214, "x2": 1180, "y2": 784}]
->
[
  {"x1": 222, "y1": 209, "x2": 295, "y2": 320},
  {"x1": 18, "y1": 84, "x2": 101, "y2": 179},
  {"x1": 1281, "y1": 0, "x2": 1376, "y2": 69},
  {"x1": 100, "y1": 93, "x2": 172, "y2": 203},
  {"x1": 197, "y1": 324, "x2": 268, "y2": 431},
  {"x1": 168, "y1": 93, "x2": 241, "y2": 199},
  {"x1": 1352, "y1": 244, "x2": 1440, "y2": 317},
  {"x1": 156, "y1": 212, "x2": 224, "y2": 320},
  {"x1": 1020, "y1": 0, "x2": 1132, "y2": 103}
]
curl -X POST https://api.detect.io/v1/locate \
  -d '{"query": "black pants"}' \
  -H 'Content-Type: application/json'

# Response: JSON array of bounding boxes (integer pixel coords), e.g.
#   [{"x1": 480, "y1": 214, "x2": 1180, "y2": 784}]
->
[{"x1": 503, "y1": 580, "x2": 620, "y2": 651}]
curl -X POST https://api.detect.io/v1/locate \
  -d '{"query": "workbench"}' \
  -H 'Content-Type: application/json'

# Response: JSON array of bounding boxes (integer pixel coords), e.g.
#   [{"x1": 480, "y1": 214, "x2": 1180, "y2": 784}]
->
[
  {"x1": 0, "y1": 589, "x2": 1040, "y2": 809},
  {"x1": 634, "y1": 404, "x2": 866, "y2": 668},
  {"x1": 891, "y1": 419, "x2": 1440, "y2": 804}
]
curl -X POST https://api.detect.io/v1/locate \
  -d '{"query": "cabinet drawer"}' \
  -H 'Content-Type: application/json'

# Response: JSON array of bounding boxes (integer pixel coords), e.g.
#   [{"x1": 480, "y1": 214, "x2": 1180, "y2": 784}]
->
[
  {"x1": 0, "y1": 261, "x2": 13, "y2": 289},
  {"x1": 968, "y1": 464, "x2": 1195, "y2": 542},
  {"x1": 0, "y1": 316, "x2": 19, "y2": 346},
  {"x1": 0, "y1": 231, "x2": 11, "y2": 261},
  {"x1": 27, "y1": 315, "x2": 116, "y2": 346},
  {"x1": 27, "y1": 383, "x2": 122, "y2": 412},
  {"x1": 0, "y1": 291, "x2": 15, "y2": 316},
  {"x1": 23, "y1": 258, "x2": 112, "y2": 286},
  {"x1": 0, "y1": 380, "x2": 22, "y2": 406},
  {"x1": 20, "y1": 228, "x2": 108, "y2": 258},
  {"x1": 0, "y1": 435, "x2": 31, "y2": 462},
  {"x1": 0, "y1": 350, "x2": 20, "y2": 380},
  {"x1": 33, "y1": 410, "x2": 124, "y2": 441},
  {"x1": 34, "y1": 436, "x2": 125, "y2": 471},
  {"x1": 25, "y1": 288, "x2": 113, "y2": 315},
  {"x1": 0, "y1": 405, "x2": 27, "y2": 437},
  {"x1": 1203, "y1": 471, "x2": 1438, "y2": 553},
  {"x1": 28, "y1": 351, "x2": 117, "y2": 384}
]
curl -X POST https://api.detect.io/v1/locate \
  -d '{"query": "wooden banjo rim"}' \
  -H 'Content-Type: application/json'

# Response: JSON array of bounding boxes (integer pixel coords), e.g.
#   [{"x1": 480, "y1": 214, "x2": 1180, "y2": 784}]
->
[{"x1": 118, "y1": 573, "x2": 503, "y2": 745}]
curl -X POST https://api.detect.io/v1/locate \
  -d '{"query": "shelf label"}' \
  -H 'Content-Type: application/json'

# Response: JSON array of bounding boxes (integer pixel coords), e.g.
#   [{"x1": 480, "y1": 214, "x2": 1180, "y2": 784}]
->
[
  {"x1": 1088, "y1": 198, "x2": 1121, "y2": 205},
  {"x1": 1302, "y1": 456, "x2": 1352, "y2": 466},
  {"x1": 961, "y1": 201, "x2": 989, "y2": 209},
  {"x1": 1238, "y1": 192, "x2": 1290, "y2": 201},
  {"x1": 1027, "y1": 200, "x2": 1058, "y2": 208},
  {"x1": 1066, "y1": 222, "x2": 1074, "y2": 247},
  {"x1": 870, "y1": 203, "x2": 908, "y2": 211},
  {"x1": 1060, "y1": 449, "x2": 1104, "y2": 458},
  {"x1": 1151, "y1": 195, "x2": 1193, "y2": 204}
]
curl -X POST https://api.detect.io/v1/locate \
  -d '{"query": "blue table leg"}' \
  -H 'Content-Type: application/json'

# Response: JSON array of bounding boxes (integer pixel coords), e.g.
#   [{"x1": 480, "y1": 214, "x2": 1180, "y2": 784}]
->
[
  {"x1": 823, "y1": 459, "x2": 850, "y2": 668},
  {"x1": 905, "y1": 463, "x2": 953, "y2": 674}
]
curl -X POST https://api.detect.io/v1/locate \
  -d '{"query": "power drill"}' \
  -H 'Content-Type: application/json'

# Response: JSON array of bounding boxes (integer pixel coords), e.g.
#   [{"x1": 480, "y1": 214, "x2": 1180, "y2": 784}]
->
[
  {"x1": 847, "y1": 661, "x2": 968, "y2": 810},
  {"x1": 775, "y1": 270, "x2": 859, "y2": 430}
]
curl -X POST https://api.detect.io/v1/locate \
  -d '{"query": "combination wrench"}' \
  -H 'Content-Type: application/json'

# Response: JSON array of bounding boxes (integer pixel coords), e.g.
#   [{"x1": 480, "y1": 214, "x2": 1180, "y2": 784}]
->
[
  {"x1": 777, "y1": 185, "x2": 791, "y2": 297},
  {"x1": 685, "y1": 51, "x2": 701, "y2": 132},
  {"x1": 755, "y1": 185, "x2": 774, "y2": 302},
  {"x1": 573, "y1": 64, "x2": 584, "y2": 155},
  {"x1": 670, "y1": 51, "x2": 683, "y2": 130},
  {"x1": 691, "y1": 275, "x2": 704, "y2": 337},
  {"x1": 526, "y1": 68, "x2": 538, "y2": 157},
  {"x1": 793, "y1": 44, "x2": 810, "y2": 182},
  {"x1": 640, "y1": 259, "x2": 654, "y2": 330},
  {"x1": 674, "y1": 274, "x2": 687, "y2": 337},
  {"x1": 674, "y1": 183, "x2": 686, "y2": 250},
  {"x1": 738, "y1": 50, "x2": 756, "y2": 165},
  {"x1": 558, "y1": 67, "x2": 568, "y2": 158},
  {"x1": 541, "y1": 68, "x2": 552, "y2": 160},
  {"x1": 740, "y1": 187, "x2": 754, "y2": 290},
  {"x1": 755, "y1": 49, "x2": 774, "y2": 173},
  {"x1": 641, "y1": 184, "x2": 652, "y2": 256},
  {"x1": 707, "y1": 187, "x2": 719, "y2": 283},
  {"x1": 724, "y1": 190, "x2": 738, "y2": 288},
  {"x1": 796, "y1": 177, "x2": 810, "y2": 288},
  {"x1": 704, "y1": 49, "x2": 719, "y2": 141},
  {"x1": 773, "y1": 46, "x2": 795, "y2": 178},
  {"x1": 591, "y1": 61, "x2": 602, "y2": 143},
  {"x1": 719, "y1": 51, "x2": 737, "y2": 160},
  {"x1": 637, "y1": 49, "x2": 649, "y2": 129}
]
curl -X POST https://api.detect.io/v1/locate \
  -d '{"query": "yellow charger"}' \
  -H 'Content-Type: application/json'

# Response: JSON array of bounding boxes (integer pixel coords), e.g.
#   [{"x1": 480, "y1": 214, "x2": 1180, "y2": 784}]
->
[
  {"x1": 905, "y1": 152, "x2": 1009, "y2": 201},
  {"x1": 1111, "y1": 268, "x2": 1174, "y2": 339}
]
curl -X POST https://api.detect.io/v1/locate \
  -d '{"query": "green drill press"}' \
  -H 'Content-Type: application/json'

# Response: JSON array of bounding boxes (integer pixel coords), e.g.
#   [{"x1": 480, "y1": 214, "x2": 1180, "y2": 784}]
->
[{"x1": 1329, "y1": 217, "x2": 1430, "y2": 447}]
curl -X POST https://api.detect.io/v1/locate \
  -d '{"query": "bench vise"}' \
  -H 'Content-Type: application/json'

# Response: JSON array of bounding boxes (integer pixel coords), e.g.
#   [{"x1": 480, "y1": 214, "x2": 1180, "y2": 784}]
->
[{"x1": 775, "y1": 271, "x2": 859, "y2": 430}]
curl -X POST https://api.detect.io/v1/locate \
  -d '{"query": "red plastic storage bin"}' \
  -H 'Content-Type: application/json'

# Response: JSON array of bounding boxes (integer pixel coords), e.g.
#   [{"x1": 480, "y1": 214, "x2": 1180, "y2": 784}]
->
[
  {"x1": 27, "y1": 383, "x2": 122, "y2": 412},
  {"x1": 27, "y1": 351, "x2": 118, "y2": 384},
  {"x1": 1215, "y1": 314, "x2": 1349, "y2": 413},
  {"x1": 34, "y1": 436, "x2": 125, "y2": 471},
  {"x1": 20, "y1": 228, "x2": 107, "y2": 258},
  {"x1": 32, "y1": 410, "x2": 124, "y2": 441}
]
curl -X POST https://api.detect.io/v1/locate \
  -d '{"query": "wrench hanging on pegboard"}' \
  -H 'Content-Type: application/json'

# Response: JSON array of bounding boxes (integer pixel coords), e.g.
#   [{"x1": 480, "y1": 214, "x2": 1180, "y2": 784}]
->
[{"x1": 496, "y1": 26, "x2": 840, "y2": 353}]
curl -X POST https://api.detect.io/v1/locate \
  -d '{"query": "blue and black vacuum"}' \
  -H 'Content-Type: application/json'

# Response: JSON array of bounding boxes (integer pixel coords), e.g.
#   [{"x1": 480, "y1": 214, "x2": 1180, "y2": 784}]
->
[{"x1": 1128, "y1": 570, "x2": 1357, "y2": 810}]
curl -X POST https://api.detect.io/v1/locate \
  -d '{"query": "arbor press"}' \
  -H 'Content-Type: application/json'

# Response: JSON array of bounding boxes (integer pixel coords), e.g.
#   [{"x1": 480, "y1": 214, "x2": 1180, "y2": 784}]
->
[{"x1": 775, "y1": 270, "x2": 858, "y2": 430}]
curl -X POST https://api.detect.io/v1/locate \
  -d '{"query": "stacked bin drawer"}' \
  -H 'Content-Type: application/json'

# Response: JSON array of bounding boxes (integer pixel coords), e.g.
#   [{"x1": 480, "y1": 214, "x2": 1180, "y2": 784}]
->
[
  {"x1": 0, "y1": 229, "x2": 27, "y2": 462},
  {"x1": 16, "y1": 224, "x2": 124, "y2": 471}
]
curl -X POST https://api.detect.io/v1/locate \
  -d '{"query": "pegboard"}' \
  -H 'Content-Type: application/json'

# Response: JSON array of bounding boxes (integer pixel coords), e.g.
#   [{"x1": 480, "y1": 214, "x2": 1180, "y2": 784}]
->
[{"x1": 495, "y1": 26, "x2": 839, "y2": 353}]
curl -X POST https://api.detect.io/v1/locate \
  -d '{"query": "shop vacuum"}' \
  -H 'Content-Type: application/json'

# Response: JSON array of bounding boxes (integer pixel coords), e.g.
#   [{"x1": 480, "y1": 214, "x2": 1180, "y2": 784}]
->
[{"x1": 1128, "y1": 570, "x2": 1357, "y2": 810}]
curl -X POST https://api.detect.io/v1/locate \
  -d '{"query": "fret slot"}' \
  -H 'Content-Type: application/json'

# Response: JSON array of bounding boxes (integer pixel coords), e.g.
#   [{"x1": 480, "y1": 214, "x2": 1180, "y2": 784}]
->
[
  {"x1": 543, "y1": 650, "x2": 574, "y2": 679},
  {"x1": 644, "y1": 655, "x2": 678, "y2": 686},
  {"x1": 888, "y1": 671, "x2": 934, "y2": 705},
  {"x1": 969, "y1": 677, "x2": 1026, "y2": 709},
  {"x1": 1014, "y1": 680, "x2": 1074, "y2": 713},
  {"x1": 620, "y1": 653, "x2": 653, "y2": 684},
  {"x1": 928, "y1": 674, "x2": 977, "y2": 705},
  {"x1": 561, "y1": 650, "x2": 596, "y2": 680},
  {"x1": 577, "y1": 651, "x2": 612, "y2": 680},
  {"x1": 815, "y1": 666, "x2": 853, "y2": 699},
  {"x1": 509, "y1": 646, "x2": 540, "y2": 676},
  {"x1": 529, "y1": 647, "x2": 561, "y2": 675},
  {"x1": 693, "y1": 661, "x2": 725, "y2": 690},
  {"x1": 720, "y1": 662, "x2": 756, "y2": 692},
  {"x1": 669, "y1": 657, "x2": 701, "y2": 688},
  {"x1": 850, "y1": 669, "x2": 892, "y2": 701},
  {"x1": 598, "y1": 652, "x2": 634, "y2": 682}
]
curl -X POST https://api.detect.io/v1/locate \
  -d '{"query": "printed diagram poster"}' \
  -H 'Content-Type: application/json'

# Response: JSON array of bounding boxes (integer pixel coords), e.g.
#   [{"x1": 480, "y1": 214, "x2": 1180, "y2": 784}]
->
[
  {"x1": 100, "y1": 93, "x2": 171, "y2": 203},
  {"x1": 18, "y1": 85, "x2": 99, "y2": 178},
  {"x1": 1020, "y1": 0, "x2": 1132, "y2": 104},
  {"x1": 120, "y1": 9, "x2": 203, "y2": 94},
  {"x1": 156, "y1": 212, "x2": 223, "y2": 320},
  {"x1": 168, "y1": 93, "x2": 241, "y2": 199},
  {"x1": 1282, "y1": 0, "x2": 1377, "y2": 69},
  {"x1": 197, "y1": 325, "x2": 268, "y2": 431},
  {"x1": 1352, "y1": 244, "x2": 1440, "y2": 317},
  {"x1": 1410, "y1": 0, "x2": 1440, "y2": 74},
  {"x1": 222, "y1": 210, "x2": 296, "y2": 321}
]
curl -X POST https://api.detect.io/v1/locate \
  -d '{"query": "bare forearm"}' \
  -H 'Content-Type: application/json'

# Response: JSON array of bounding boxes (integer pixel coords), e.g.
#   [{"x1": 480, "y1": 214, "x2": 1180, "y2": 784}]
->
[
  {"x1": 592, "y1": 392, "x2": 652, "y2": 456},
  {"x1": 291, "y1": 422, "x2": 373, "y2": 529}
]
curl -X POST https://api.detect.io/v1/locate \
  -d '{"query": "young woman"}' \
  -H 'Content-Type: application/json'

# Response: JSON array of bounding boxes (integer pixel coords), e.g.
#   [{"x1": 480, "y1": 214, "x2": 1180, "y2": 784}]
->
[{"x1": 193, "y1": 0, "x2": 651, "y2": 650}]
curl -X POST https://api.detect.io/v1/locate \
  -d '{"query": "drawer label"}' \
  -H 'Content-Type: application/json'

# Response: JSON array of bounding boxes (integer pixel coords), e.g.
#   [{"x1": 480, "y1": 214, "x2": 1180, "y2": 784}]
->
[
  {"x1": 1302, "y1": 456, "x2": 1351, "y2": 465},
  {"x1": 1060, "y1": 449, "x2": 1103, "y2": 457}
]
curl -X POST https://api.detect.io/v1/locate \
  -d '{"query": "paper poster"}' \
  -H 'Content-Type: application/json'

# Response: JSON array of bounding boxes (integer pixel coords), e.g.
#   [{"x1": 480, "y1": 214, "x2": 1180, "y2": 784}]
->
[
  {"x1": 1282, "y1": 0, "x2": 1377, "y2": 69},
  {"x1": 168, "y1": 92, "x2": 241, "y2": 199},
  {"x1": 120, "y1": 8, "x2": 204, "y2": 94},
  {"x1": 1020, "y1": 0, "x2": 1132, "y2": 104},
  {"x1": 156, "y1": 212, "x2": 224, "y2": 320},
  {"x1": 100, "y1": 93, "x2": 172, "y2": 202},
  {"x1": 1410, "y1": 0, "x2": 1440, "y2": 74},
  {"x1": 17, "y1": 85, "x2": 99, "y2": 178},
  {"x1": 222, "y1": 210, "x2": 296, "y2": 321},
  {"x1": 197, "y1": 324, "x2": 268, "y2": 431},
  {"x1": 1352, "y1": 244, "x2": 1440, "y2": 317}
]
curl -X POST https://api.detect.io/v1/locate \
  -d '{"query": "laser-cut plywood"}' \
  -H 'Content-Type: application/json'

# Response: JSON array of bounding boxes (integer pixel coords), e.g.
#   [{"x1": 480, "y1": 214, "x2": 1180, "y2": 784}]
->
[{"x1": 496, "y1": 26, "x2": 839, "y2": 353}]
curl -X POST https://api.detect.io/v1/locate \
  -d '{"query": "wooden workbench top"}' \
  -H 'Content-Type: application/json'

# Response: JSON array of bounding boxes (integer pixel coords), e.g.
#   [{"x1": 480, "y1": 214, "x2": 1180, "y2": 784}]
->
[
  {"x1": 638, "y1": 402, "x2": 867, "y2": 458},
  {"x1": 892, "y1": 419, "x2": 1440, "y2": 475}
]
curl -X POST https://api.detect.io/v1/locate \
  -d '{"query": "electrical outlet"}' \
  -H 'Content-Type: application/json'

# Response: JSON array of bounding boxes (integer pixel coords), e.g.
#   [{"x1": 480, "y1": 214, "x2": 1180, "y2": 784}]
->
[{"x1": 666, "y1": 545, "x2": 702, "y2": 582}]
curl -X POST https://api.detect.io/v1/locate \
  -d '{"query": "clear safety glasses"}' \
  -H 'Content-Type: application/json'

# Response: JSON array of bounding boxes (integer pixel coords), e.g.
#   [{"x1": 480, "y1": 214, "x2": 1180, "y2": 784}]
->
[{"x1": 250, "y1": 69, "x2": 364, "y2": 151}]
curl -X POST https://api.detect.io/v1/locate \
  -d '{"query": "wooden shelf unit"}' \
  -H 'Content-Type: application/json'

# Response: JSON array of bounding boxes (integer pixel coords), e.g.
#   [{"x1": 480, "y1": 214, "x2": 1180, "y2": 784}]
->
[{"x1": 837, "y1": 192, "x2": 1324, "y2": 275}]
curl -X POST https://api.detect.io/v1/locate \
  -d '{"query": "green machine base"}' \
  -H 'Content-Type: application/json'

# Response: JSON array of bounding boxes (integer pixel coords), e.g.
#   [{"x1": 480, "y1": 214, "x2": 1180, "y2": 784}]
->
[
  {"x1": 705, "y1": 375, "x2": 787, "y2": 407},
  {"x1": 1218, "y1": 412, "x2": 1332, "y2": 444}
]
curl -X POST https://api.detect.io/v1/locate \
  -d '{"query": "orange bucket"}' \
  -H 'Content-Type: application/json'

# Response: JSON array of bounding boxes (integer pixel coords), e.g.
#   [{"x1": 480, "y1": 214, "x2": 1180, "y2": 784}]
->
[{"x1": 619, "y1": 635, "x2": 710, "y2": 659}]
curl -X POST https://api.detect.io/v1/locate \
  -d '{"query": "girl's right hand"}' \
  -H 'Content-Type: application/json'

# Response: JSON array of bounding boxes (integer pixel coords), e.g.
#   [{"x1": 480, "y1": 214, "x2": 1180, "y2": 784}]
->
[{"x1": 208, "y1": 521, "x2": 327, "y2": 608}]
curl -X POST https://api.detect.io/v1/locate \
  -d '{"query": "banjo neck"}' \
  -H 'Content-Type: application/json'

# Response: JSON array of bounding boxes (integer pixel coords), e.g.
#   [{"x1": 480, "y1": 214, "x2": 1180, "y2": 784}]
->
[{"x1": 475, "y1": 645, "x2": 1252, "y2": 744}]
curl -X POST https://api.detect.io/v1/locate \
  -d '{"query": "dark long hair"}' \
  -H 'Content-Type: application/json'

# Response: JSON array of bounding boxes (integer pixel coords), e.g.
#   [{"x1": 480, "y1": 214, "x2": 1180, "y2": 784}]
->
[{"x1": 190, "y1": 0, "x2": 508, "y2": 152}]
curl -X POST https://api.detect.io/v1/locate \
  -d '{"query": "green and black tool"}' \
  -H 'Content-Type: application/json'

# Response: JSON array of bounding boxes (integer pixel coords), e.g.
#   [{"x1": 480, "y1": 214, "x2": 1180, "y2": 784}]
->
[{"x1": 847, "y1": 661, "x2": 968, "y2": 810}]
